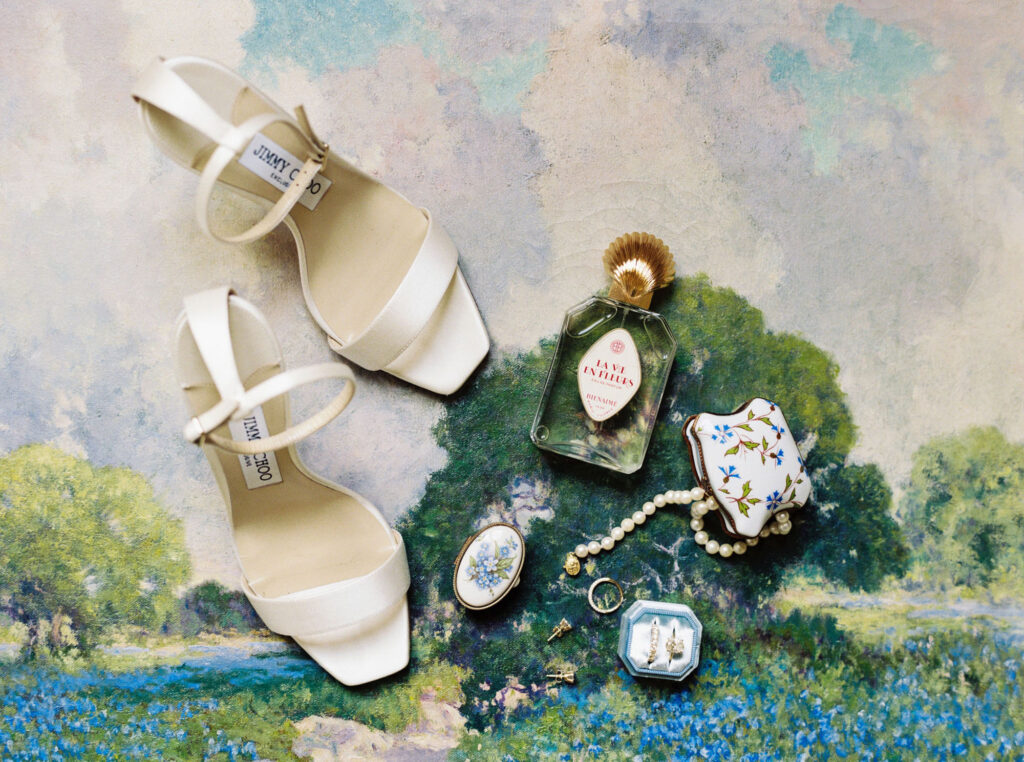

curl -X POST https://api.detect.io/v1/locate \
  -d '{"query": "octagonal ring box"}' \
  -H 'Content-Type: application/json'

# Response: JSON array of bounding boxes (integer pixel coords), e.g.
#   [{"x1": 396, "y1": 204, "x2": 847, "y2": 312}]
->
[
  {"x1": 683, "y1": 397, "x2": 811, "y2": 539},
  {"x1": 618, "y1": 600, "x2": 702, "y2": 681},
  {"x1": 453, "y1": 523, "x2": 525, "y2": 611}
]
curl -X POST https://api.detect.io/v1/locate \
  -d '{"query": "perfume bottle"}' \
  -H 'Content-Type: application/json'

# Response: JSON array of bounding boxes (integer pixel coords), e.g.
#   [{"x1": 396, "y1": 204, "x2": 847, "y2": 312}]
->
[{"x1": 531, "y1": 233, "x2": 678, "y2": 474}]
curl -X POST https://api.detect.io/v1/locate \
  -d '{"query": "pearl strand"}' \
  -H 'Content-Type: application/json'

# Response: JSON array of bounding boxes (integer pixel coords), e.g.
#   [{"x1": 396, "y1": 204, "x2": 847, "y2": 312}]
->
[
  {"x1": 573, "y1": 488, "x2": 707, "y2": 561},
  {"x1": 690, "y1": 498, "x2": 792, "y2": 557},
  {"x1": 570, "y1": 488, "x2": 795, "y2": 561}
]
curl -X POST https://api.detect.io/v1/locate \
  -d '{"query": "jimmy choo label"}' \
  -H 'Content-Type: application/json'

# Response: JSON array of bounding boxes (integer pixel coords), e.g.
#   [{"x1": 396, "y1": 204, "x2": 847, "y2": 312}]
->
[
  {"x1": 239, "y1": 133, "x2": 332, "y2": 211},
  {"x1": 577, "y1": 328, "x2": 642, "y2": 421},
  {"x1": 228, "y1": 406, "x2": 283, "y2": 489}
]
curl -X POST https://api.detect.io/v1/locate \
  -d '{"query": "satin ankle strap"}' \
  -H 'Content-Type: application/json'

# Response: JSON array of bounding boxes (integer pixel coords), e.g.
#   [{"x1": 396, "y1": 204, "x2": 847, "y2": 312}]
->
[
  {"x1": 182, "y1": 287, "x2": 356, "y2": 454},
  {"x1": 132, "y1": 57, "x2": 328, "y2": 245},
  {"x1": 195, "y1": 112, "x2": 326, "y2": 244},
  {"x1": 184, "y1": 362, "x2": 355, "y2": 454}
]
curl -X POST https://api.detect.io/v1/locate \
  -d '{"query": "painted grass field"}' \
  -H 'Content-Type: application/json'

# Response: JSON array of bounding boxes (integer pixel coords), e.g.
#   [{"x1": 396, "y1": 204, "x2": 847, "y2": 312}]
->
[{"x1": 3, "y1": 595, "x2": 1022, "y2": 761}]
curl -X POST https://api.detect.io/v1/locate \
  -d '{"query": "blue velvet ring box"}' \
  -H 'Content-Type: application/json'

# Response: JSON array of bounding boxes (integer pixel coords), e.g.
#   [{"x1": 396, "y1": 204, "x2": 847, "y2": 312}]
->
[{"x1": 617, "y1": 600, "x2": 702, "y2": 681}]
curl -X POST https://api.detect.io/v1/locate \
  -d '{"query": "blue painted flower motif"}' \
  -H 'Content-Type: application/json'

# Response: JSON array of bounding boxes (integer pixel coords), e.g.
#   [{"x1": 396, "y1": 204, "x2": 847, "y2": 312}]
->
[
  {"x1": 466, "y1": 537, "x2": 517, "y2": 593},
  {"x1": 718, "y1": 464, "x2": 740, "y2": 481},
  {"x1": 766, "y1": 490, "x2": 784, "y2": 511},
  {"x1": 711, "y1": 424, "x2": 734, "y2": 443},
  {"x1": 773, "y1": 448, "x2": 785, "y2": 466},
  {"x1": 770, "y1": 423, "x2": 786, "y2": 437}
]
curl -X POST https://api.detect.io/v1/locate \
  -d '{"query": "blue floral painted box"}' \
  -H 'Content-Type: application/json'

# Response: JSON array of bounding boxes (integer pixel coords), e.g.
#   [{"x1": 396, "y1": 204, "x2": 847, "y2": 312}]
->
[
  {"x1": 683, "y1": 397, "x2": 811, "y2": 539},
  {"x1": 617, "y1": 600, "x2": 702, "y2": 681},
  {"x1": 452, "y1": 523, "x2": 525, "y2": 610}
]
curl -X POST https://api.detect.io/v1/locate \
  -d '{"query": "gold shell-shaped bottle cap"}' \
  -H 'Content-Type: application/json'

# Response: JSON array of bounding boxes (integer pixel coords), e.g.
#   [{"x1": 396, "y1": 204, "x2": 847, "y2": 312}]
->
[{"x1": 603, "y1": 232, "x2": 675, "y2": 309}]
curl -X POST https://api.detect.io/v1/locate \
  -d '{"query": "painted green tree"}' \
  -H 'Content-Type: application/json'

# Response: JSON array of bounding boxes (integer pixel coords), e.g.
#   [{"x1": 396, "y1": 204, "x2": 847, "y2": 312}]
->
[
  {"x1": 401, "y1": 274, "x2": 907, "y2": 702},
  {"x1": 177, "y1": 580, "x2": 262, "y2": 636},
  {"x1": 900, "y1": 426, "x2": 1024, "y2": 592},
  {"x1": 0, "y1": 444, "x2": 190, "y2": 655}
]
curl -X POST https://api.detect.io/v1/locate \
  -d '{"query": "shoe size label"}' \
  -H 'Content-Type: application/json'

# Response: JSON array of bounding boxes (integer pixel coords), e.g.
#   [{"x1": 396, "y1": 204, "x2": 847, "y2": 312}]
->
[
  {"x1": 228, "y1": 406, "x2": 283, "y2": 489},
  {"x1": 239, "y1": 133, "x2": 332, "y2": 211}
]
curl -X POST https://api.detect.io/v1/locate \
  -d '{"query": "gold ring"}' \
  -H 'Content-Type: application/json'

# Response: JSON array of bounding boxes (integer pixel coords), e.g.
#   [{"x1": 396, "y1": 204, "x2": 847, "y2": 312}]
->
[{"x1": 587, "y1": 577, "x2": 624, "y2": 614}]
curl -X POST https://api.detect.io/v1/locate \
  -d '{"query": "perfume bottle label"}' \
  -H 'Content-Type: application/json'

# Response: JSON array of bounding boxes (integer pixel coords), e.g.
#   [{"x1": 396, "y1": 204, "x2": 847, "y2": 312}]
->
[{"x1": 577, "y1": 328, "x2": 642, "y2": 421}]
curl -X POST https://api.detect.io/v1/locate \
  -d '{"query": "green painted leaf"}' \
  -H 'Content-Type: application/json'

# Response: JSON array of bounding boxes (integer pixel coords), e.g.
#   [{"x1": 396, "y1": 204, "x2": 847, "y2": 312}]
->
[
  {"x1": 736, "y1": 424, "x2": 754, "y2": 431},
  {"x1": 743, "y1": 441, "x2": 760, "y2": 450},
  {"x1": 724, "y1": 445, "x2": 740, "y2": 456}
]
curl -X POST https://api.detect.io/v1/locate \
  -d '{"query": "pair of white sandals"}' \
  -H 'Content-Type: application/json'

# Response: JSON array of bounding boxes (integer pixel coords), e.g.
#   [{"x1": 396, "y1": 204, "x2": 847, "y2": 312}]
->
[{"x1": 133, "y1": 56, "x2": 489, "y2": 685}]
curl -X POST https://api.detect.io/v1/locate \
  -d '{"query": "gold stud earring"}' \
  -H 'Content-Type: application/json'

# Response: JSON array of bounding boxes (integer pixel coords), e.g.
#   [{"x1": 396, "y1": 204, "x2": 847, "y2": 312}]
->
[
  {"x1": 547, "y1": 618, "x2": 573, "y2": 642},
  {"x1": 545, "y1": 668, "x2": 575, "y2": 684}
]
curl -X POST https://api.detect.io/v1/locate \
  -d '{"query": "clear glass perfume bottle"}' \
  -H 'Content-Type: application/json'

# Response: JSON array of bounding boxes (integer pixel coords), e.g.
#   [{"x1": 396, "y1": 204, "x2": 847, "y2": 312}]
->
[{"x1": 531, "y1": 233, "x2": 678, "y2": 474}]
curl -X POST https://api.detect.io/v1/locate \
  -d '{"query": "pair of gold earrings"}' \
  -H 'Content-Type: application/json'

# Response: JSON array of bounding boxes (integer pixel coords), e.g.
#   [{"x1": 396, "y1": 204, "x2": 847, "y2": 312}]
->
[
  {"x1": 647, "y1": 619, "x2": 685, "y2": 664},
  {"x1": 545, "y1": 618, "x2": 575, "y2": 684}
]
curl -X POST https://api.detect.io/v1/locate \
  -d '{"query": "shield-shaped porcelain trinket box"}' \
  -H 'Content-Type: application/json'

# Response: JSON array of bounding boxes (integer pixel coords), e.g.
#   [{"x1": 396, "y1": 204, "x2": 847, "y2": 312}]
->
[{"x1": 683, "y1": 398, "x2": 811, "y2": 539}]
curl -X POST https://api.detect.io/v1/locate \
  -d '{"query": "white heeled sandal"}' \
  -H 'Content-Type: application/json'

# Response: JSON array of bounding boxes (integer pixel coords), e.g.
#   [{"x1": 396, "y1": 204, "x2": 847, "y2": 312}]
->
[
  {"x1": 176, "y1": 286, "x2": 410, "y2": 685},
  {"x1": 136, "y1": 56, "x2": 489, "y2": 395}
]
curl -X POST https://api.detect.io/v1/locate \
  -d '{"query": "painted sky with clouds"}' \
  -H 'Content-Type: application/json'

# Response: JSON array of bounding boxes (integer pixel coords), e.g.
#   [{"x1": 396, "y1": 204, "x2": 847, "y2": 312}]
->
[{"x1": 2, "y1": 0, "x2": 1022, "y2": 582}]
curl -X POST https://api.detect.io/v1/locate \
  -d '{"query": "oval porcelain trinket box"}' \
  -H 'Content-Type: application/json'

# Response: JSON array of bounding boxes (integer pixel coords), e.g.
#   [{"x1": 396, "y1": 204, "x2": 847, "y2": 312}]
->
[{"x1": 453, "y1": 523, "x2": 525, "y2": 610}]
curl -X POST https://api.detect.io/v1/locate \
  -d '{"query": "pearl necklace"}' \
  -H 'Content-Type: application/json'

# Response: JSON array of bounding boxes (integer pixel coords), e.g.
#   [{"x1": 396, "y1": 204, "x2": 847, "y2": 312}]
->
[{"x1": 565, "y1": 486, "x2": 793, "y2": 569}]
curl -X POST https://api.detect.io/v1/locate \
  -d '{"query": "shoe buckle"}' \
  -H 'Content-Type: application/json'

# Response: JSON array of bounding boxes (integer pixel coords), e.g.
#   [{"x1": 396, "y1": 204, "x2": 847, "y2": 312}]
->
[
  {"x1": 294, "y1": 105, "x2": 329, "y2": 162},
  {"x1": 185, "y1": 398, "x2": 241, "y2": 445}
]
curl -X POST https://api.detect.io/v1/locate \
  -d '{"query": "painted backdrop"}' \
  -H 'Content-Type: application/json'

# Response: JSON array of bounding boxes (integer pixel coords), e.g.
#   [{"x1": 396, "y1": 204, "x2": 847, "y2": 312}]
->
[{"x1": 2, "y1": 1, "x2": 1023, "y2": 759}]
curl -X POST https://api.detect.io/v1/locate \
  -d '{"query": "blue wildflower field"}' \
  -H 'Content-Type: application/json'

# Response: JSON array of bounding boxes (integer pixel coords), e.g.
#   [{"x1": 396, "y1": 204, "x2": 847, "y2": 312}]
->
[
  {"x1": 0, "y1": 645, "x2": 315, "y2": 760},
  {"x1": 0, "y1": 641, "x2": 471, "y2": 761},
  {"x1": 453, "y1": 623, "x2": 1024, "y2": 761},
  {"x1": 2, "y1": 614, "x2": 1023, "y2": 760}
]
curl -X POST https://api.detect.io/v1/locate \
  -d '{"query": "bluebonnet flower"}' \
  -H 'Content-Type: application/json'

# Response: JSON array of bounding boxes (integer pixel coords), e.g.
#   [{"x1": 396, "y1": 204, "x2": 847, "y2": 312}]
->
[{"x1": 0, "y1": 649, "x2": 313, "y2": 760}]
